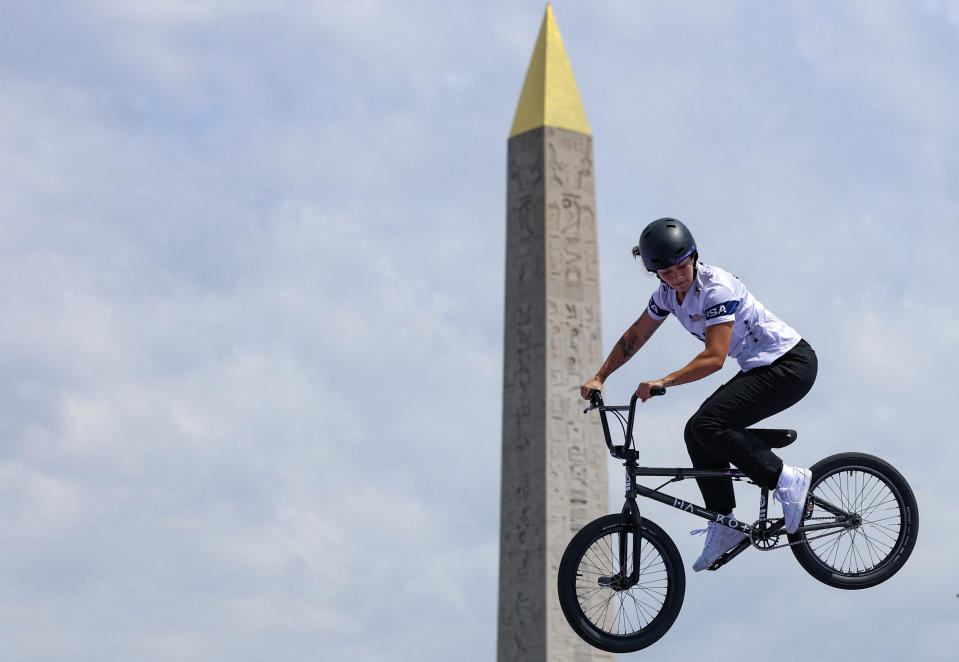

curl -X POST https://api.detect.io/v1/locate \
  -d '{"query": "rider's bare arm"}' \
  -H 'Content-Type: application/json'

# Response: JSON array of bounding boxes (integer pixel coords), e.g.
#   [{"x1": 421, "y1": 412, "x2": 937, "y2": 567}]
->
[
  {"x1": 581, "y1": 311, "x2": 665, "y2": 398},
  {"x1": 639, "y1": 322, "x2": 733, "y2": 399}
]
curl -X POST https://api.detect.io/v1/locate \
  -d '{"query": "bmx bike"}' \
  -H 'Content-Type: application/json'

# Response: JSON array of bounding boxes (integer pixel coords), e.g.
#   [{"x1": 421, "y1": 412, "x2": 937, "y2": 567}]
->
[{"x1": 557, "y1": 388, "x2": 919, "y2": 653}]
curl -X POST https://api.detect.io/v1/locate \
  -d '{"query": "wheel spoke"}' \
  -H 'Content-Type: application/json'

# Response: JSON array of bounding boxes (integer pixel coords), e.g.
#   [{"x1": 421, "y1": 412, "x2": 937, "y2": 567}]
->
[
  {"x1": 572, "y1": 527, "x2": 675, "y2": 637},
  {"x1": 801, "y1": 465, "x2": 907, "y2": 577}
]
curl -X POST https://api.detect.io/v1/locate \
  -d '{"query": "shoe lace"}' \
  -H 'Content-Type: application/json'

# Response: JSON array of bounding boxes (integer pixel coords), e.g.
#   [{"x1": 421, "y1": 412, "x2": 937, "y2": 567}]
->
[
  {"x1": 690, "y1": 522, "x2": 720, "y2": 540},
  {"x1": 691, "y1": 522, "x2": 745, "y2": 543},
  {"x1": 773, "y1": 487, "x2": 795, "y2": 507}
]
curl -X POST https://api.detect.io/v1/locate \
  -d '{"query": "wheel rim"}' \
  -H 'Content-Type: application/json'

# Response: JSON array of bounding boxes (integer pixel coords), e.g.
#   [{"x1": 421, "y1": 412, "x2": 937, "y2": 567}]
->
[
  {"x1": 803, "y1": 467, "x2": 906, "y2": 576},
  {"x1": 574, "y1": 529, "x2": 671, "y2": 636}
]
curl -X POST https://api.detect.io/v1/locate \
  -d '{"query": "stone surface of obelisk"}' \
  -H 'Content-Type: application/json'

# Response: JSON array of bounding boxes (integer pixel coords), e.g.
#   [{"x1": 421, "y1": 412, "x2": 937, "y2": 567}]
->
[{"x1": 498, "y1": 6, "x2": 613, "y2": 661}]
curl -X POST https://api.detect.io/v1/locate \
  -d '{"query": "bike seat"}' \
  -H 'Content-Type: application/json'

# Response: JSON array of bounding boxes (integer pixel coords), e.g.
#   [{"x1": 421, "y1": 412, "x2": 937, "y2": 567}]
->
[{"x1": 748, "y1": 428, "x2": 797, "y2": 449}]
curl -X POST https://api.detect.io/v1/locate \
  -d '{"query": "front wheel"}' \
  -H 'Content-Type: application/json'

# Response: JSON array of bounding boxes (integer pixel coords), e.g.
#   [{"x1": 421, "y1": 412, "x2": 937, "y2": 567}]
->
[
  {"x1": 789, "y1": 452, "x2": 919, "y2": 589},
  {"x1": 557, "y1": 514, "x2": 685, "y2": 653}
]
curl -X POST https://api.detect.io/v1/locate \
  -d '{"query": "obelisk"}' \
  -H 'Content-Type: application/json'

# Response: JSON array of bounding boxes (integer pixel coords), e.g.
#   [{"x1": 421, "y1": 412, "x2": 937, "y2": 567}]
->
[{"x1": 498, "y1": 6, "x2": 612, "y2": 661}]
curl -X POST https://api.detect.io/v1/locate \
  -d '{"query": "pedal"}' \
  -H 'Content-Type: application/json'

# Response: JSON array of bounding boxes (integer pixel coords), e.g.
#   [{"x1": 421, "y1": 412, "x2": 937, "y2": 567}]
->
[{"x1": 706, "y1": 539, "x2": 751, "y2": 571}]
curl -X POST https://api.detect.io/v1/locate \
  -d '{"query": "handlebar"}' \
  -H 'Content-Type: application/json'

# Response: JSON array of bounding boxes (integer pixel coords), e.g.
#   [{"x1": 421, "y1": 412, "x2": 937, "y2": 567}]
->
[
  {"x1": 585, "y1": 387, "x2": 666, "y2": 459},
  {"x1": 585, "y1": 385, "x2": 665, "y2": 410},
  {"x1": 587, "y1": 389, "x2": 603, "y2": 409}
]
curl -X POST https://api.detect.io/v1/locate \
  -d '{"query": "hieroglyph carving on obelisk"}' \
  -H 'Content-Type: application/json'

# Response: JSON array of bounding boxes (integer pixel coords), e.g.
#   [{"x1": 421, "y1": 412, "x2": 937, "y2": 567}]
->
[{"x1": 498, "y1": 6, "x2": 613, "y2": 661}]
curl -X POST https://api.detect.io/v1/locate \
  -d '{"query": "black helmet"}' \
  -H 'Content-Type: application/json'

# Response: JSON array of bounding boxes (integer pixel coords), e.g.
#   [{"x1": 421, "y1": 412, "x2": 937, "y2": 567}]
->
[{"x1": 634, "y1": 218, "x2": 697, "y2": 272}]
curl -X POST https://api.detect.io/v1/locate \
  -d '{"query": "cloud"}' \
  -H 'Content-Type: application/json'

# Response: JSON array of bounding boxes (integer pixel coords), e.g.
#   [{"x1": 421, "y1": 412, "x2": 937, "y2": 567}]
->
[{"x1": 0, "y1": 1, "x2": 956, "y2": 660}]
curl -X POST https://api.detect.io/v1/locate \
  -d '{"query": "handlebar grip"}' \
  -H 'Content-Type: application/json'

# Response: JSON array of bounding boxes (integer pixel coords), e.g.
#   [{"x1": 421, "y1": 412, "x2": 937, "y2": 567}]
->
[
  {"x1": 588, "y1": 389, "x2": 603, "y2": 406},
  {"x1": 650, "y1": 385, "x2": 667, "y2": 397}
]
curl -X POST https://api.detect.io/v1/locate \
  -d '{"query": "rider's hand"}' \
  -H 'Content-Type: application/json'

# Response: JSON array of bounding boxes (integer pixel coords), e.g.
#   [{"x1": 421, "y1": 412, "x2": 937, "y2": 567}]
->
[
  {"x1": 636, "y1": 380, "x2": 666, "y2": 403},
  {"x1": 580, "y1": 376, "x2": 603, "y2": 400}
]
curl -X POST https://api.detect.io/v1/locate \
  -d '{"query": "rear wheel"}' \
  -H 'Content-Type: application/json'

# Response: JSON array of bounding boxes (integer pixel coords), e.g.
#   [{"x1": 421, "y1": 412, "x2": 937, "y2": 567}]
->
[
  {"x1": 789, "y1": 452, "x2": 918, "y2": 589},
  {"x1": 557, "y1": 514, "x2": 685, "y2": 653}
]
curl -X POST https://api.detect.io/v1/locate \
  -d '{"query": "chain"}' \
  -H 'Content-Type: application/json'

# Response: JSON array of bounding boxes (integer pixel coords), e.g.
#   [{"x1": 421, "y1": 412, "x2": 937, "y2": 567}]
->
[{"x1": 749, "y1": 516, "x2": 850, "y2": 551}]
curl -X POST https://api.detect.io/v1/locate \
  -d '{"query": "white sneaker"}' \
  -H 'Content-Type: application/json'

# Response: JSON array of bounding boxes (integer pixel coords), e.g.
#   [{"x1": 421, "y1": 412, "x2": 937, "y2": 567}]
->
[
  {"x1": 691, "y1": 521, "x2": 747, "y2": 572},
  {"x1": 774, "y1": 465, "x2": 811, "y2": 534}
]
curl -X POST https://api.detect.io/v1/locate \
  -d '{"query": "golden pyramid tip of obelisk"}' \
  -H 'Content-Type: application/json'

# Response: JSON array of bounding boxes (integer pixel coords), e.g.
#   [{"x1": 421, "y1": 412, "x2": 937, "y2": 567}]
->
[{"x1": 509, "y1": 4, "x2": 591, "y2": 137}]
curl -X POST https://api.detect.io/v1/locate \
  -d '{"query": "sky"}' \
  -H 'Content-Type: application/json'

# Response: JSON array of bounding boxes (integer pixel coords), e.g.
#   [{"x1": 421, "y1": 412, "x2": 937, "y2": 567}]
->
[{"x1": 0, "y1": 1, "x2": 957, "y2": 660}]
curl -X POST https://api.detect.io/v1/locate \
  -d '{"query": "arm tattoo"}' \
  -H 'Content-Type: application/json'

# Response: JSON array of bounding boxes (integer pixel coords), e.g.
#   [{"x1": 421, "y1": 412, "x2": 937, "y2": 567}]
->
[
  {"x1": 618, "y1": 335, "x2": 640, "y2": 361},
  {"x1": 616, "y1": 322, "x2": 656, "y2": 364}
]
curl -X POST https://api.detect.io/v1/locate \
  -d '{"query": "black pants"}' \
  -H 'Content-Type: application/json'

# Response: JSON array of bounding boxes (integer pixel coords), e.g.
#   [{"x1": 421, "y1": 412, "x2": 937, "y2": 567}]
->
[{"x1": 684, "y1": 339, "x2": 818, "y2": 514}]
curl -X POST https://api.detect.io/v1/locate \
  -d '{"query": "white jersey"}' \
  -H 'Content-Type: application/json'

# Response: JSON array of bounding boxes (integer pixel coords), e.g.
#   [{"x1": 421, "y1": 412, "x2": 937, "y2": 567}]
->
[{"x1": 646, "y1": 263, "x2": 801, "y2": 372}]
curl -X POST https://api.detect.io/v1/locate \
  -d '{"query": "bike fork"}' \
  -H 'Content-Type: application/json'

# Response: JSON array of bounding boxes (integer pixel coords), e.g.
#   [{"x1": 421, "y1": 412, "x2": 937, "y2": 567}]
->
[
  {"x1": 599, "y1": 498, "x2": 642, "y2": 590},
  {"x1": 622, "y1": 494, "x2": 643, "y2": 586}
]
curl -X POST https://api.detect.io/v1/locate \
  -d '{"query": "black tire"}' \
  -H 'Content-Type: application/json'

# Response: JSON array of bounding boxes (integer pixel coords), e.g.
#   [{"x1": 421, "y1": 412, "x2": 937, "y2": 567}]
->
[
  {"x1": 789, "y1": 452, "x2": 918, "y2": 589},
  {"x1": 557, "y1": 514, "x2": 685, "y2": 653}
]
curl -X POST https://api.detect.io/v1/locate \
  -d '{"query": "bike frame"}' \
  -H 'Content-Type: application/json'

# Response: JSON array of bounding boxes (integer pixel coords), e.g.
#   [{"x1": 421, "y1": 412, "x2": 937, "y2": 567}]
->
[{"x1": 590, "y1": 391, "x2": 856, "y2": 582}]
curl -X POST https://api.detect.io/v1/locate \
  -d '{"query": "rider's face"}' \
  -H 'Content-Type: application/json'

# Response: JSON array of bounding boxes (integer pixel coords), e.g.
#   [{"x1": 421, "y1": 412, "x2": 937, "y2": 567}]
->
[{"x1": 656, "y1": 257, "x2": 694, "y2": 293}]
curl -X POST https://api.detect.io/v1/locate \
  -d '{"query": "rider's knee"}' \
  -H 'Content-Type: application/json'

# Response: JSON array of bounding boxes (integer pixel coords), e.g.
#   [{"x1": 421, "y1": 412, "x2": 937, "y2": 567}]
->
[
  {"x1": 684, "y1": 416, "x2": 701, "y2": 448},
  {"x1": 688, "y1": 410, "x2": 724, "y2": 442}
]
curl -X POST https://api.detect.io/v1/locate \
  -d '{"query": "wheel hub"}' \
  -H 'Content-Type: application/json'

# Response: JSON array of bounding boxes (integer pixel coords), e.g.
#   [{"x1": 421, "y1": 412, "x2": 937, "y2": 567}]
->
[{"x1": 598, "y1": 571, "x2": 637, "y2": 591}]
